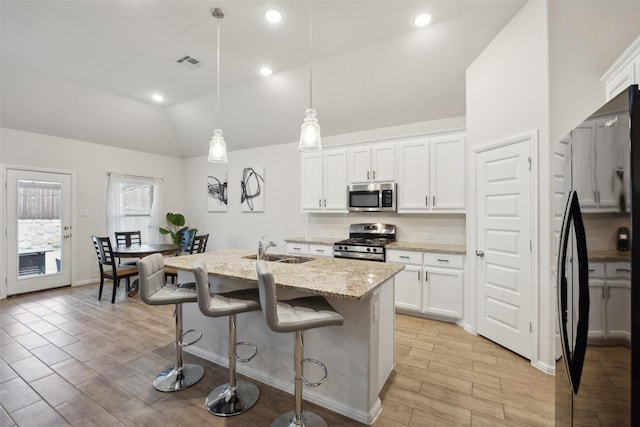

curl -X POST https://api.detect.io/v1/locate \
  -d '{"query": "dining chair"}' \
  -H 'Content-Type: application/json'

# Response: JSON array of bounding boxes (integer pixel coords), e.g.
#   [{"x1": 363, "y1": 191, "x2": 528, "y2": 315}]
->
[
  {"x1": 91, "y1": 235, "x2": 138, "y2": 303},
  {"x1": 114, "y1": 230, "x2": 142, "y2": 265},
  {"x1": 115, "y1": 230, "x2": 142, "y2": 246},
  {"x1": 190, "y1": 234, "x2": 209, "y2": 254},
  {"x1": 166, "y1": 229, "x2": 198, "y2": 283}
]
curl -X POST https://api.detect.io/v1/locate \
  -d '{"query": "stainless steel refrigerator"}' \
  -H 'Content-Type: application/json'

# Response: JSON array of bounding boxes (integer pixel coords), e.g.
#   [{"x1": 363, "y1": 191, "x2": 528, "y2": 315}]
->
[{"x1": 555, "y1": 84, "x2": 639, "y2": 426}]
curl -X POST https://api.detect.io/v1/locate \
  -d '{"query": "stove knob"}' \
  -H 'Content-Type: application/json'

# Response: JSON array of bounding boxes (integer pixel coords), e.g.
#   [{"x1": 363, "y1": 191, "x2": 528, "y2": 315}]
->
[
  {"x1": 367, "y1": 247, "x2": 371, "y2": 252},
  {"x1": 372, "y1": 248, "x2": 377, "y2": 252}
]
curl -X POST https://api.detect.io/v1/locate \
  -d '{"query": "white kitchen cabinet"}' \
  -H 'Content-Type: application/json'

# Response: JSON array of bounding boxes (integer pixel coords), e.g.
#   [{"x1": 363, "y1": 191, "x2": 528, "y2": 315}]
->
[
  {"x1": 570, "y1": 116, "x2": 629, "y2": 213},
  {"x1": 349, "y1": 142, "x2": 396, "y2": 184},
  {"x1": 397, "y1": 132, "x2": 465, "y2": 213},
  {"x1": 602, "y1": 34, "x2": 640, "y2": 101},
  {"x1": 430, "y1": 133, "x2": 466, "y2": 211},
  {"x1": 423, "y1": 254, "x2": 464, "y2": 319},
  {"x1": 286, "y1": 243, "x2": 309, "y2": 255},
  {"x1": 604, "y1": 263, "x2": 631, "y2": 342},
  {"x1": 308, "y1": 244, "x2": 332, "y2": 257},
  {"x1": 300, "y1": 148, "x2": 348, "y2": 212},
  {"x1": 587, "y1": 263, "x2": 606, "y2": 340},
  {"x1": 587, "y1": 262, "x2": 631, "y2": 344},
  {"x1": 387, "y1": 249, "x2": 464, "y2": 321}
]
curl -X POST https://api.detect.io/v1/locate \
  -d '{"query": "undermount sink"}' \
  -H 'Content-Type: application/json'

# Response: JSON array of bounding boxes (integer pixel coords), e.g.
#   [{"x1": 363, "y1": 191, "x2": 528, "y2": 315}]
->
[{"x1": 243, "y1": 254, "x2": 313, "y2": 264}]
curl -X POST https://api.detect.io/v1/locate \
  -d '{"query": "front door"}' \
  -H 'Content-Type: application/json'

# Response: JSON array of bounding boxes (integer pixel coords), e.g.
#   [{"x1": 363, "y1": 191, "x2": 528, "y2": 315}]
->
[
  {"x1": 6, "y1": 169, "x2": 72, "y2": 295},
  {"x1": 476, "y1": 139, "x2": 532, "y2": 359}
]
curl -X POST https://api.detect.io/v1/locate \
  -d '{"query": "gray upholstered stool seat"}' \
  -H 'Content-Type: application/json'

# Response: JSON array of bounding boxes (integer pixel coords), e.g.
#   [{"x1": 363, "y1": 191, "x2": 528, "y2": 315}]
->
[
  {"x1": 137, "y1": 253, "x2": 204, "y2": 392},
  {"x1": 256, "y1": 261, "x2": 344, "y2": 427},
  {"x1": 192, "y1": 259, "x2": 262, "y2": 416}
]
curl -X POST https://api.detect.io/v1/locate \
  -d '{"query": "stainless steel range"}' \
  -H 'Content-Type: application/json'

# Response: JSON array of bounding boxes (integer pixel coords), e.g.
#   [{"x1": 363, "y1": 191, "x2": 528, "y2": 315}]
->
[{"x1": 333, "y1": 223, "x2": 396, "y2": 262}]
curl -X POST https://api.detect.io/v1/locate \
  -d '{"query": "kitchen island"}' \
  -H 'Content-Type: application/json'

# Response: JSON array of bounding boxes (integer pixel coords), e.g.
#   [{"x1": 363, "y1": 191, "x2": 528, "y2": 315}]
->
[{"x1": 164, "y1": 249, "x2": 404, "y2": 424}]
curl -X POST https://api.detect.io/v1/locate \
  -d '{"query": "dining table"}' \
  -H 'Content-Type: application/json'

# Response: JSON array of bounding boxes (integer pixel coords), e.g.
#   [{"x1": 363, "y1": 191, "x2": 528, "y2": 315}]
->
[{"x1": 113, "y1": 243, "x2": 180, "y2": 296}]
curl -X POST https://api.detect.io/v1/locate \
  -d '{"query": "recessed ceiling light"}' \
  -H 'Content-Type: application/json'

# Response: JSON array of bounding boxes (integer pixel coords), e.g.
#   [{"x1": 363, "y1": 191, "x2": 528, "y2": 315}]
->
[
  {"x1": 260, "y1": 67, "x2": 273, "y2": 76},
  {"x1": 414, "y1": 12, "x2": 432, "y2": 28},
  {"x1": 152, "y1": 94, "x2": 164, "y2": 103},
  {"x1": 265, "y1": 9, "x2": 282, "y2": 24}
]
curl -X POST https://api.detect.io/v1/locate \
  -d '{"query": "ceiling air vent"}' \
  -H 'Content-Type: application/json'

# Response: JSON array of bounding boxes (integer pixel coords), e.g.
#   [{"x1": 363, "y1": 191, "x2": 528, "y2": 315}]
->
[{"x1": 175, "y1": 55, "x2": 202, "y2": 69}]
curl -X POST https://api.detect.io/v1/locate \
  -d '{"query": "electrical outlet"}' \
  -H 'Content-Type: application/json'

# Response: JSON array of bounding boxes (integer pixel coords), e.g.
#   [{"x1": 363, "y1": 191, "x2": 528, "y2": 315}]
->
[{"x1": 425, "y1": 233, "x2": 435, "y2": 241}]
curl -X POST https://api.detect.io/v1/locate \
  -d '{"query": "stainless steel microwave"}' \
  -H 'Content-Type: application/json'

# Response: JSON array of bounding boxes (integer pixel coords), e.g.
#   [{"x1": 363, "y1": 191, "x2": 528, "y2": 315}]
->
[{"x1": 348, "y1": 183, "x2": 396, "y2": 212}]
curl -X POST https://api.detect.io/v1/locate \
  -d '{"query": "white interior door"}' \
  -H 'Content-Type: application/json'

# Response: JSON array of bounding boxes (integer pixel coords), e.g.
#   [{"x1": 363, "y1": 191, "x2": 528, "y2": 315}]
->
[
  {"x1": 6, "y1": 169, "x2": 72, "y2": 295},
  {"x1": 476, "y1": 139, "x2": 532, "y2": 359}
]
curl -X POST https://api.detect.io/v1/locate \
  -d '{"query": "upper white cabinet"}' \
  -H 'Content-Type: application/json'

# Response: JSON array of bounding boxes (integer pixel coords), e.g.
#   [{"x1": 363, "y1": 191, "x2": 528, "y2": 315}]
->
[
  {"x1": 397, "y1": 132, "x2": 465, "y2": 213},
  {"x1": 602, "y1": 35, "x2": 640, "y2": 101},
  {"x1": 570, "y1": 114, "x2": 629, "y2": 212},
  {"x1": 349, "y1": 142, "x2": 396, "y2": 184},
  {"x1": 301, "y1": 148, "x2": 348, "y2": 212}
]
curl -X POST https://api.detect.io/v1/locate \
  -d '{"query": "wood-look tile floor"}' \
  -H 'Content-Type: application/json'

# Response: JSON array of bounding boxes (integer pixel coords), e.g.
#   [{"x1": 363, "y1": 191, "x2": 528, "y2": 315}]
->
[{"x1": 0, "y1": 284, "x2": 554, "y2": 426}]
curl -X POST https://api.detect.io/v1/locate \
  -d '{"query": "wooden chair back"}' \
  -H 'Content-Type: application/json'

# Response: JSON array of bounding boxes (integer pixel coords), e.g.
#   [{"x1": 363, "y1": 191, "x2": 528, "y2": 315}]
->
[
  {"x1": 92, "y1": 236, "x2": 116, "y2": 266},
  {"x1": 190, "y1": 234, "x2": 209, "y2": 254},
  {"x1": 115, "y1": 231, "x2": 141, "y2": 246},
  {"x1": 177, "y1": 229, "x2": 196, "y2": 253}
]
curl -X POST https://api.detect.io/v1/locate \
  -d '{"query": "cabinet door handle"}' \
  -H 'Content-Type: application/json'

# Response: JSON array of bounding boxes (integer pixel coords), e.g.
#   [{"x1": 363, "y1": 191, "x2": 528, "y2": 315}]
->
[
  {"x1": 418, "y1": 270, "x2": 421, "y2": 281},
  {"x1": 433, "y1": 196, "x2": 436, "y2": 206},
  {"x1": 602, "y1": 287, "x2": 605, "y2": 299},
  {"x1": 437, "y1": 258, "x2": 449, "y2": 263},
  {"x1": 367, "y1": 171, "x2": 370, "y2": 180},
  {"x1": 315, "y1": 249, "x2": 325, "y2": 253},
  {"x1": 318, "y1": 199, "x2": 322, "y2": 208},
  {"x1": 399, "y1": 255, "x2": 410, "y2": 259},
  {"x1": 607, "y1": 286, "x2": 610, "y2": 299},
  {"x1": 293, "y1": 247, "x2": 301, "y2": 252},
  {"x1": 616, "y1": 268, "x2": 631, "y2": 273},
  {"x1": 425, "y1": 196, "x2": 429, "y2": 207},
  {"x1": 373, "y1": 170, "x2": 376, "y2": 180},
  {"x1": 425, "y1": 271, "x2": 428, "y2": 282},
  {"x1": 324, "y1": 198, "x2": 326, "y2": 207},
  {"x1": 588, "y1": 269, "x2": 595, "y2": 272}
]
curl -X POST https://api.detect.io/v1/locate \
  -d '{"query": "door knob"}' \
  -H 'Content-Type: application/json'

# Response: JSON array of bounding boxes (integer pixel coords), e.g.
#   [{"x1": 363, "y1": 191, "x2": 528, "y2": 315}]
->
[
  {"x1": 475, "y1": 250, "x2": 484, "y2": 257},
  {"x1": 63, "y1": 234, "x2": 71, "y2": 239}
]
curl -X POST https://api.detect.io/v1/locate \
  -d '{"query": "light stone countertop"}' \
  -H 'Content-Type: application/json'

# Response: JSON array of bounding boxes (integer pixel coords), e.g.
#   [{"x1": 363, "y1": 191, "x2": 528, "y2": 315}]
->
[
  {"x1": 164, "y1": 249, "x2": 404, "y2": 301},
  {"x1": 285, "y1": 237, "x2": 466, "y2": 254},
  {"x1": 386, "y1": 242, "x2": 466, "y2": 254},
  {"x1": 588, "y1": 250, "x2": 631, "y2": 262},
  {"x1": 284, "y1": 237, "x2": 339, "y2": 245}
]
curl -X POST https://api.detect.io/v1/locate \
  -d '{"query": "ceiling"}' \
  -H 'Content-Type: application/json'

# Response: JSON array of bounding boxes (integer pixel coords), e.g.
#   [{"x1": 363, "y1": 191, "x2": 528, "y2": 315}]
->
[{"x1": 0, "y1": 1, "x2": 526, "y2": 158}]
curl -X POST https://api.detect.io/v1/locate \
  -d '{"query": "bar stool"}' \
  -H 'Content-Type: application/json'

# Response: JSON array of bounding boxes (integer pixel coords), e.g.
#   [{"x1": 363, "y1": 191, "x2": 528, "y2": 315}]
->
[
  {"x1": 192, "y1": 259, "x2": 261, "y2": 416},
  {"x1": 255, "y1": 261, "x2": 344, "y2": 427},
  {"x1": 137, "y1": 253, "x2": 204, "y2": 392}
]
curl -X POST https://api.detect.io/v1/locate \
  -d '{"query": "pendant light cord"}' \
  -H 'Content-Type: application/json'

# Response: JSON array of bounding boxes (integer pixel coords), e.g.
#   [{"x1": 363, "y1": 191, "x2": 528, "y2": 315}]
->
[
  {"x1": 308, "y1": 5, "x2": 313, "y2": 110},
  {"x1": 216, "y1": 15, "x2": 221, "y2": 129}
]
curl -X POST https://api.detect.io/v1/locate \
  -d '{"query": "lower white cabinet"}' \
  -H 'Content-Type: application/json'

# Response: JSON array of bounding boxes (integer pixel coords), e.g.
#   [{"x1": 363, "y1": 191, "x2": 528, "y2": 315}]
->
[
  {"x1": 286, "y1": 242, "x2": 332, "y2": 257},
  {"x1": 387, "y1": 249, "x2": 464, "y2": 321},
  {"x1": 587, "y1": 262, "x2": 631, "y2": 344}
]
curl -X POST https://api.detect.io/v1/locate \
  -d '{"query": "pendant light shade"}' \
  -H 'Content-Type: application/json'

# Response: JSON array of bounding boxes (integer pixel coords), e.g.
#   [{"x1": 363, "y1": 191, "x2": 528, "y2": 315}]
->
[
  {"x1": 208, "y1": 129, "x2": 227, "y2": 162},
  {"x1": 298, "y1": 7, "x2": 321, "y2": 152},
  {"x1": 299, "y1": 108, "x2": 321, "y2": 151},
  {"x1": 208, "y1": 8, "x2": 228, "y2": 163}
]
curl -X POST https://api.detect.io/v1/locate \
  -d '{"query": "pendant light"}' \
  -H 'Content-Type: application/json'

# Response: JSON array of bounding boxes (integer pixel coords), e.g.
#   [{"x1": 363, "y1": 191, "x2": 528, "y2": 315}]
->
[
  {"x1": 298, "y1": 6, "x2": 321, "y2": 151},
  {"x1": 208, "y1": 8, "x2": 228, "y2": 163}
]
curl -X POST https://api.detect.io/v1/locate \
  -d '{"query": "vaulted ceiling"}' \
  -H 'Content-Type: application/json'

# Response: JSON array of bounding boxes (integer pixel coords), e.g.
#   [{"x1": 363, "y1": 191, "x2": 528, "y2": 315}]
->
[{"x1": 0, "y1": 1, "x2": 525, "y2": 158}]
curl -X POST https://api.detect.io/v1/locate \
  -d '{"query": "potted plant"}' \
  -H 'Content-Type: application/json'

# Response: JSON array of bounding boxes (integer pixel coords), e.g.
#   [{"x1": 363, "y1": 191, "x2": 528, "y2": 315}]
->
[{"x1": 159, "y1": 212, "x2": 195, "y2": 245}]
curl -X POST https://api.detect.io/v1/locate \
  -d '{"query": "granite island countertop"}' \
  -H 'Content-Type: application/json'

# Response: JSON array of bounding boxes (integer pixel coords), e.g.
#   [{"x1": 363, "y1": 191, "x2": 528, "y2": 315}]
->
[{"x1": 164, "y1": 249, "x2": 404, "y2": 301}]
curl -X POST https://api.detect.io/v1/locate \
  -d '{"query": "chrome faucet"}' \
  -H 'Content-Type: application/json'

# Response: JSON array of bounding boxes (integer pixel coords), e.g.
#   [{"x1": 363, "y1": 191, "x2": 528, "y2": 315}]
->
[{"x1": 258, "y1": 235, "x2": 277, "y2": 260}]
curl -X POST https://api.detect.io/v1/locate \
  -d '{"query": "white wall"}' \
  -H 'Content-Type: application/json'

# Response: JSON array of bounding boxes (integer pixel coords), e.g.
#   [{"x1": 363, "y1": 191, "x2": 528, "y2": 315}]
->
[
  {"x1": 181, "y1": 117, "x2": 468, "y2": 255},
  {"x1": 0, "y1": 127, "x2": 185, "y2": 297},
  {"x1": 465, "y1": 0, "x2": 550, "y2": 369},
  {"x1": 465, "y1": 0, "x2": 640, "y2": 372}
]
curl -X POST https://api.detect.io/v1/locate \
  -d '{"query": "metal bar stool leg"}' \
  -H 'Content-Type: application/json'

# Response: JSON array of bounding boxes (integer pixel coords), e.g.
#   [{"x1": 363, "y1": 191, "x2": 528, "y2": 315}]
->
[
  {"x1": 205, "y1": 314, "x2": 260, "y2": 416},
  {"x1": 153, "y1": 303, "x2": 204, "y2": 392},
  {"x1": 272, "y1": 331, "x2": 327, "y2": 427}
]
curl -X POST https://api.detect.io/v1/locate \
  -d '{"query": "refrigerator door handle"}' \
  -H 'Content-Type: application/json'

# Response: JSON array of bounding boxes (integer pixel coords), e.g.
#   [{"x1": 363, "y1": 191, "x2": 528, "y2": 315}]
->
[{"x1": 557, "y1": 190, "x2": 590, "y2": 395}]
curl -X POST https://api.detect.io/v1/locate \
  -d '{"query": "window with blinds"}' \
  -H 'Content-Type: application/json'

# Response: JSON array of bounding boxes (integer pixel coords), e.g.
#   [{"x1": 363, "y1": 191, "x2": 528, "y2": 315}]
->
[{"x1": 119, "y1": 178, "x2": 153, "y2": 243}]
